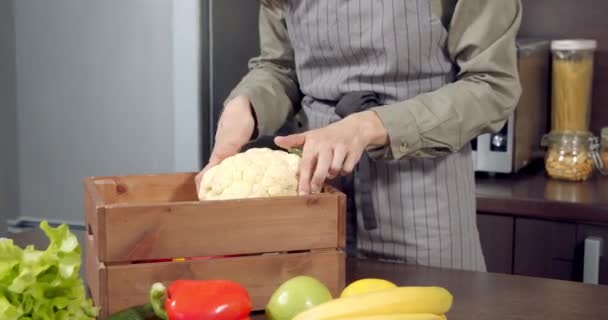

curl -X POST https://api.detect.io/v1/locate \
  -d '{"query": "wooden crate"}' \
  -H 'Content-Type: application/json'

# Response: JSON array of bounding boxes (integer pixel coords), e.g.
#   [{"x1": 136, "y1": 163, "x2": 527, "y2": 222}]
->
[{"x1": 83, "y1": 172, "x2": 346, "y2": 318}]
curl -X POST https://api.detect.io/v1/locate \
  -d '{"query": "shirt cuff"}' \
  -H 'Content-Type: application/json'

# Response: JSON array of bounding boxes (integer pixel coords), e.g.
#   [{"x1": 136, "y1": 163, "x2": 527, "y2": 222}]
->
[{"x1": 368, "y1": 103, "x2": 422, "y2": 160}]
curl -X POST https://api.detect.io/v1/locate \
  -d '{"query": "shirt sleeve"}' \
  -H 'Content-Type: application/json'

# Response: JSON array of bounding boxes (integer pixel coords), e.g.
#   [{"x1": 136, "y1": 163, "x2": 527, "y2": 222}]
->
[
  {"x1": 224, "y1": 4, "x2": 300, "y2": 137},
  {"x1": 367, "y1": 0, "x2": 523, "y2": 160}
]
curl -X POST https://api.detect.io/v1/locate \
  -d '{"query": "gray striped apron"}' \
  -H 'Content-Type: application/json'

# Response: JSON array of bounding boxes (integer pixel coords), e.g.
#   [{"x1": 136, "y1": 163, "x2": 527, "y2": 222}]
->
[{"x1": 283, "y1": 0, "x2": 486, "y2": 272}]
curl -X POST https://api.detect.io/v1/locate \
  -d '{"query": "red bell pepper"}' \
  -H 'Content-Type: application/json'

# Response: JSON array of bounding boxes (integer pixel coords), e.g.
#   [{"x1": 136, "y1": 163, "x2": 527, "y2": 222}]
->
[{"x1": 150, "y1": 280, "x2": 252, "y2": 320}]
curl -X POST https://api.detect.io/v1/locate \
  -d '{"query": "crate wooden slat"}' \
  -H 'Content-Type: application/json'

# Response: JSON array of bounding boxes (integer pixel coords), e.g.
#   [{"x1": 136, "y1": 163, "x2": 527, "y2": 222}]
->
[
  {"x1": 101, "y1": 196, "x2": 342, "y2": 263},
  {"x1": 83, "y1": 177, "x2": 107, "y2": 312},
  {"x1": 85, "y1": 233, "x2": 107, "y2": 313},
  {"x1": 104, "y1": 249, "x2": 345, "y2": 314},
  {"x1": 92, "y1": 172, "x2": 199, "y2": 204},
  {"x1": 83, "y1": 172, "x2": 346, "y2": 318}
]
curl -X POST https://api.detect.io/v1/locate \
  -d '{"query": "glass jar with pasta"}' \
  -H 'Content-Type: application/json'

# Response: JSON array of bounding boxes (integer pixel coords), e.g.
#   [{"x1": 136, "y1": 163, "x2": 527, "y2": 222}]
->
[
  {"x1": 542, "y1": 132, "x2": 595, "y2": 181},
  {"x1": 551, "y1": 39, "x2": 597, "y2": 132},
  {"x1": 599, "y1": 127, "x2": 608, "y2": 175}
]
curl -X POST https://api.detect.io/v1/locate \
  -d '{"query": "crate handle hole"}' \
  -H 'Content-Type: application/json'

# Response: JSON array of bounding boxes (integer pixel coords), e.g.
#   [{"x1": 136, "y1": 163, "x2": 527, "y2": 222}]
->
[{"x1": 87, "y1": 224, "x2": 94, "y2": 237}]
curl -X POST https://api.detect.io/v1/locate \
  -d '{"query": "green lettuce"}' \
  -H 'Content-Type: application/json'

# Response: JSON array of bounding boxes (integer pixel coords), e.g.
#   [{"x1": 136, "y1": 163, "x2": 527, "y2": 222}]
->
[{"x1": 0, "y1": 221, "x2": 98, "y2": 320}]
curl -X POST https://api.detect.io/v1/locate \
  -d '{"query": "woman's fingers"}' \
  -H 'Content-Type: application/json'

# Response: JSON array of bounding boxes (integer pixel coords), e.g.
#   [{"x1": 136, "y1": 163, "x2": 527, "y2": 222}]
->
[
  {"x1": 311, "y1": 147, "x2": 332, "y2": 193},
  {"x1": 194, "y1": 170, "x2": 204, "y2": 192},
  {"x1": 342, "y1": 148, "x2": 364, "y2": 175},
  {"x1": 196, "y1": 140, "x2": 243, "y2": 192},
  {"x1": 275, "y1": 133, "x2": 306, "y2": 150},
  {"x1": 298, "y1": 142, "x2": 316, "y2": 195},
  {"x1": 277, "y1": 118, "x2": 376, "y2": 193},
  {"x1": 195, "y1": 157, "x2": 222, "y2": 196},
  {"x1": 196, "y1": 94, "x2": 255, "y2": 189},
  {"x1": 328, "y1": 146, "x2": 347, "y2": 179}
]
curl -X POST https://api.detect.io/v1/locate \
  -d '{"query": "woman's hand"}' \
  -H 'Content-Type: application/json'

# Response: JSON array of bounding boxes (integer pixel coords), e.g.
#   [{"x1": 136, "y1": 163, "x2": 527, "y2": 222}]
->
[
  {"x1": 195, "y1": 95, "x2": 255, "y2": 190},
  {"x1": 275, "y1": 110, "x2": 388, "y2": 195}
]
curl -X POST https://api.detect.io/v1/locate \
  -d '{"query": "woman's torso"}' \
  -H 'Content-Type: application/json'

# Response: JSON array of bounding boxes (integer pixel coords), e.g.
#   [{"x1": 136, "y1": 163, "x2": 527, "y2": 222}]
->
[
  {"x1": 279, "y1": 0, "x2": 487, "y2": 271},
  {"x1": 283, "y1": 0, "x2": 455, "y2": 105}
]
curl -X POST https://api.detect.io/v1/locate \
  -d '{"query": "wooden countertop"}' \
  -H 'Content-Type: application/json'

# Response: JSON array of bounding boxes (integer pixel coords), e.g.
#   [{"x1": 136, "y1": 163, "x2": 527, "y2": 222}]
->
[
  {"x1": 475, "y1": 161, "x2": 608, "y2": 224},
  {"x1": 10, "y1": 230, "x2": 608, "y2": 320}
]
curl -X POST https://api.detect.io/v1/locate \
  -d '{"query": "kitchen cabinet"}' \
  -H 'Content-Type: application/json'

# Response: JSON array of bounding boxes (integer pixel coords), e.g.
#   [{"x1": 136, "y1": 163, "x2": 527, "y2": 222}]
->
[
  {"x1": 476, "y1": 213, "x2": 608, "y2": 284},
  {"x1": 475, "y1": 162, "x2": 608, "y2": 284},
  {"x1": 513, "y1": 218, "x2": 577, "y2": 281},
  {"x1": 477, "y1": 213, "x2": 514, "y2": 274},
  {"x1": 575, "y1": 224, "x2": 608, "y2": 285}
]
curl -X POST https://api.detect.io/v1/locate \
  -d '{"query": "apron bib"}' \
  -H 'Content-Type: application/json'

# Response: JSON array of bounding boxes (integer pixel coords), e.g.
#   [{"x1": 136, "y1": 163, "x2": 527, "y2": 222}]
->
[{"x1": 283, "y1": 0, "x2": 486, "y2": 272}]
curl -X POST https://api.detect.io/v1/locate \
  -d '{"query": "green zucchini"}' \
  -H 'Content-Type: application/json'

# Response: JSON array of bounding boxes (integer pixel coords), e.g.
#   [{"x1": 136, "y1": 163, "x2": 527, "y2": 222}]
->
[{"x1": 105, "y1": 303, "x2": 159, "y2": 320}]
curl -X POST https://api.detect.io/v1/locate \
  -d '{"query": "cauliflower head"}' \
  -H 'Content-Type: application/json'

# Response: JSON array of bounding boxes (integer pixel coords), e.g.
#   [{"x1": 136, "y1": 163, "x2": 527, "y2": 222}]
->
[{"x1": 198, "y1": 148, "x2": 301, "y2": 200}]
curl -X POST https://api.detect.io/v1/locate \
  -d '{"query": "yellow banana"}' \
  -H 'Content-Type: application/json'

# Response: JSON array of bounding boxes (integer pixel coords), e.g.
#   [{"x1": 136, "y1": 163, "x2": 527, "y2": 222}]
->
[
  {"x1": 293, "y1": 286, "x2": 453, "y2": 320},
  {"x1": 335, "y1": 313, "x2": 446, "y2": 320}
]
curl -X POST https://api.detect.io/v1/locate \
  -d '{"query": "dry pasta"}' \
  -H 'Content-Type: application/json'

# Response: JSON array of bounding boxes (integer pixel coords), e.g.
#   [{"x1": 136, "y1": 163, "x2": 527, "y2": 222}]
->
[{"x1": 552, "y1": 57, "x2": 594, "y2": 132}]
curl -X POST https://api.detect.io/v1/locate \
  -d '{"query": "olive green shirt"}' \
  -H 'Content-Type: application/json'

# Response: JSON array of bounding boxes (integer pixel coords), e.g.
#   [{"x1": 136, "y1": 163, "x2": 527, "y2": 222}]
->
[{"x1": 226, "y1": 0, "x2": 523, "y2": 160}]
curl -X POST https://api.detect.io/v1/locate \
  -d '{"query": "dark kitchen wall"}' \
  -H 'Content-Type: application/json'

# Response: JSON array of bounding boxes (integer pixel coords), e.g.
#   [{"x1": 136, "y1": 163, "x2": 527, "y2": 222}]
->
[
  {"x1": 519, "y1": 0, "x2": 608, "y2": 134},
  {"x1": 207, "y1": 0, "x2": 260, "y2": 158}
]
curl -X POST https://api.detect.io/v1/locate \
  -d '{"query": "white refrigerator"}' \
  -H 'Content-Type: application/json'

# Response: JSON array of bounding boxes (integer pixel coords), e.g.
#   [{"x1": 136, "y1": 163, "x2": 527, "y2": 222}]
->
[{"x1": 4, "y1": 0, "x2": 262, "y2": 232}]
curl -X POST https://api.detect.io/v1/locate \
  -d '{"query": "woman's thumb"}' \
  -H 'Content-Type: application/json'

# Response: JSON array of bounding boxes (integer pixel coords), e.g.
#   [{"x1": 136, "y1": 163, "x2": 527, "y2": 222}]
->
[{"x1": 275, "y1": 134, "x2": 306, "y2": 149}]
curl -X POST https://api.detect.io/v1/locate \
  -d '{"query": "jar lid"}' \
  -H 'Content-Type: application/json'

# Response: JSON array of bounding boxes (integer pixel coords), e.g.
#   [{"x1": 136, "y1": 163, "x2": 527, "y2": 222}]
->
[
  {"x1": 546, "y1": 131, "x2": 593, "y2": 138},
  {"x1": 551, "y1": 39, "x2": 597, "y2": 51},
  {"x1": 541, "y1": 131, "x2": 594, "y2": 146}
]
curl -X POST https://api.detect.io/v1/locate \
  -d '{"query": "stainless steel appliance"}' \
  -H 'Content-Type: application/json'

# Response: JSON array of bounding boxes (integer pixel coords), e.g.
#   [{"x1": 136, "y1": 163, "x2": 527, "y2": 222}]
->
[{"x1": 473, "y1": 39, "x2": 551, "y2": 173}]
